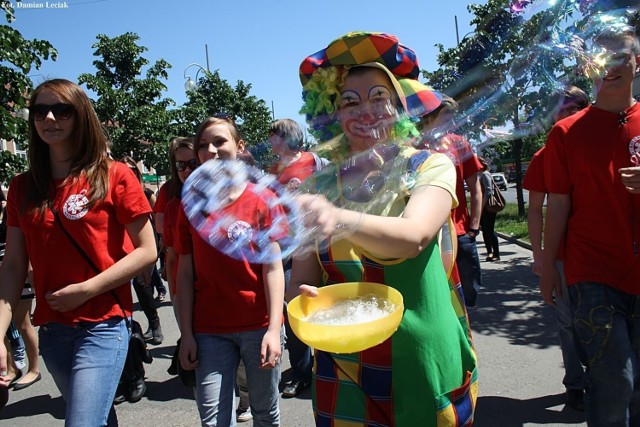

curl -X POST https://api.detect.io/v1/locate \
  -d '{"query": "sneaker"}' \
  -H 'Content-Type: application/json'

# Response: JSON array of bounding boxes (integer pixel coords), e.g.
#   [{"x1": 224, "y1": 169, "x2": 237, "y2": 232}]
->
[
  {"x1": 155, "y1": 292, "x2": 166, "y2": 302},
  {"x1": 282, "y1": 378, "x2": 310, "y2": 398},
  {"x1": 236, "y1": 407, "x2": 253, "y2": 422},
  {"x1": 565, "y1": 389, "x2": 584, "y2": 411}
]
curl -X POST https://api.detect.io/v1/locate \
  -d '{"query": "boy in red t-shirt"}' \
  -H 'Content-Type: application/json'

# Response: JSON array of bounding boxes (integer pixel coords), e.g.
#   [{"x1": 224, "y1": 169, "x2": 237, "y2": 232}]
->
[
  {"x1": 523, "y1": 85, "x2": 589, "y2": 411},
  {"x1": 176, "y1": 116, "x2": 285, "y2": 425},
  {"x1": 542, "y1": 29, "x2": 640, "y2": 424},
  {"x1": 420, "y1": 96, "x2": 484, "y2": 307},
  {"x1": 268, "y1": 118, "x2": 317, "y2": 398}
]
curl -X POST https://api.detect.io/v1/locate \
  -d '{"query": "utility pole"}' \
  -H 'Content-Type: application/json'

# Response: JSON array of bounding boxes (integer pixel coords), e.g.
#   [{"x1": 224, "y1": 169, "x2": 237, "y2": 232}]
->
[
  {"x1": 455, "y1": 15, "x2": 460, "y2": 46},
  {"x1": 205, "y1": 44, "x2": 210, "y2": 72}
]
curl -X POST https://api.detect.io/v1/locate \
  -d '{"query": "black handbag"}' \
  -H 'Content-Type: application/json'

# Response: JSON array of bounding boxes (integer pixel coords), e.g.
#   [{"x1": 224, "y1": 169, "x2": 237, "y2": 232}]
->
[{"x1": 51, "y1": 208, "x2": 153, "y2": 403}]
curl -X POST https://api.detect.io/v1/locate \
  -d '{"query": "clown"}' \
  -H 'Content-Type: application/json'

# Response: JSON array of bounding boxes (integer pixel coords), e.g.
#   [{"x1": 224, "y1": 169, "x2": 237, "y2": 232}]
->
[{"x1": 287, "y1": 32, "x2": 478, "y2": 426}]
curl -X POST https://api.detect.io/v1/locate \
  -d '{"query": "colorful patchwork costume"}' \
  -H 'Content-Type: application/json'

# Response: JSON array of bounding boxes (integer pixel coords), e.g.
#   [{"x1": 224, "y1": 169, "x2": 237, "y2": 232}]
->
[
  {"x1": 306, "y1": 142, "x2": 477, "y2": 426},
  {"x1": 299, "y1": 31, "x2": 478, "y2": 426}
]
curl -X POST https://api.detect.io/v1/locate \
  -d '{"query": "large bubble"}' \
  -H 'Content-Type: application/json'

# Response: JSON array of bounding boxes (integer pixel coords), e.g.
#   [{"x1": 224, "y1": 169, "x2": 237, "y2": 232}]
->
[{"x1": 181, "y1": 159, "x2": 313, "y2": 263}]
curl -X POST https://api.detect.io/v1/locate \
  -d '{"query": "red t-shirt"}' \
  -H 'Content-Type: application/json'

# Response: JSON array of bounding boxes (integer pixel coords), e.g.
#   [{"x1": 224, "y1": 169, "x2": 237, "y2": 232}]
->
[
  {"x1": 174, "y1": 183, "x2": 286, "y2": 334},
  {"x1": 270, "y1": 152, "x2": 316, "y2": 190},
  {"x1": 153, "y1": 181, "x2": 170, "y2": 214},
  {"x1": 6, "y1": 162, "x2": 152, "y2": 325},
  {"x1": 523, "y1": 146, "x2": 565, "y2": 261},
  {"x1": 163, "y1": 196, "x2": 180, "y2": 293},
  {"x1": 430, "y1": 134, "x2": 483, "y2": 235},
  {"x1": 544, "y1": 103, "x2": 640, "y2": 293},
  {"x1": 522, "y1": 146, "x2": 546, "y2": 193}
]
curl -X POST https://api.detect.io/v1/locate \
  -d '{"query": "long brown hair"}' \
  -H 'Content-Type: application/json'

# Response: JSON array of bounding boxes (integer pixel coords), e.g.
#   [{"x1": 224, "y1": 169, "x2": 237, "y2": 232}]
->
[
  {"x1": 167, "y1": 137, "x2": 195, "y2": 200},
  {"x1": 26, "y1": 79, "x2": 110, "y2": 214}
]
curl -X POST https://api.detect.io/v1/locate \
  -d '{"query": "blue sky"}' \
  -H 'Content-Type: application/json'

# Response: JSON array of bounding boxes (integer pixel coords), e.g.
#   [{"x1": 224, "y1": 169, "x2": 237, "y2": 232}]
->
[{"x1": 10, "y1": 0, "x2": 475, "y2": 134}]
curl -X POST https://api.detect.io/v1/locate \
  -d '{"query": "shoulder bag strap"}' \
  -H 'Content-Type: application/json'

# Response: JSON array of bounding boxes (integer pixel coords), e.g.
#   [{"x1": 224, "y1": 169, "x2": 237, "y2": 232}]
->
[{"x1": 51, "y1": 207, "x2": 131, "y2": 329}]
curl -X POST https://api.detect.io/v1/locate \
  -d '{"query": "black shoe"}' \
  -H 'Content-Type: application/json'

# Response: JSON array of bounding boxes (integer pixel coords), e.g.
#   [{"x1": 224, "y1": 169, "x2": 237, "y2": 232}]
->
[
  {"x1": 12, "y1": 372, "x2": 42, "y2": 391},
  {"x1": 142, "y1": 327, "x2": 153, "y2": 340},
  {"x1": 282, "y1": 378, "x2": 310, "y2": 398},
  {"x1": 127, "y1": 377, "x2": 147, "y2": 403},
  {"x1": 148, "y1": 325, "x2": 163, "y2": 345},
  {"x1": 113, "y1": 383, "x2": 126, "y2": 405},
  {"x1": 565, "y1": 389, "x2": 584, "y2": 411},
  {"x1": 155, "y1": 292, "x2": 166, "y2": 303}
]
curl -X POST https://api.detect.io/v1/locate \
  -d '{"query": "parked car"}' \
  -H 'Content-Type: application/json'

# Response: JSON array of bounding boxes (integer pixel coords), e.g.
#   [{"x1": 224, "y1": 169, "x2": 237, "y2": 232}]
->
[{"x1": 491, "y1": 173, "x2": 508, "y2": 191}]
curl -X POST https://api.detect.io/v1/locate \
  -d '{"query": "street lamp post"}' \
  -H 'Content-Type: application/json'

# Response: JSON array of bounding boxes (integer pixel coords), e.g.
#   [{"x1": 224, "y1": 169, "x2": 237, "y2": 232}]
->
[{"x1": 183, "y1": 63, "x2": 209, "y2": 93}]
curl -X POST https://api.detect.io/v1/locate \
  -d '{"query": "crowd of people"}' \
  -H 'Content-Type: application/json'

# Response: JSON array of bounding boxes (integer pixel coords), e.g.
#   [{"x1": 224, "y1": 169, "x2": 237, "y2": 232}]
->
[{"x1": 0, "y1": 27, "x2": 639, "y2": 427}]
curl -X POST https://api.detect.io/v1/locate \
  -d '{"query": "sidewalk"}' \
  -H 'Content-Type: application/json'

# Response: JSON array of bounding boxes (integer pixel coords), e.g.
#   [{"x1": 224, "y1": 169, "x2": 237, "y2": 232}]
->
[
  {"x1": 472, "y1": 236, "x2": 586, "y2": 427},
  {"x1": 0, "y1": 236, "x2": 586, "y2": 426}
]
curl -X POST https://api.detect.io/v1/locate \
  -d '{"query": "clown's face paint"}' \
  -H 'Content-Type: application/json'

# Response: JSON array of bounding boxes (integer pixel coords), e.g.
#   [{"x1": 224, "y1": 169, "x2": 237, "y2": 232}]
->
[{"x1": 338, "y1": 68, "x2": 398, "y2": 153}]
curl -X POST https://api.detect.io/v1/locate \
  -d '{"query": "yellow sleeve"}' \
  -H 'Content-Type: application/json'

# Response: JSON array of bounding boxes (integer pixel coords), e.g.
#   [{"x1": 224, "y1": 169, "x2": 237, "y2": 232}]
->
[{"x1": 414, "y1": 152, "x2": 458, "y2": 210}]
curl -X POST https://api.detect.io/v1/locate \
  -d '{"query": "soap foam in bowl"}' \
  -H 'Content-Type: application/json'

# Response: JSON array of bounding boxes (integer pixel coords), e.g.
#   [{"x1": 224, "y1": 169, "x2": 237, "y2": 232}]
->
[{"x1": 287, "y1": 282, "x2": 404, "y2": 354}]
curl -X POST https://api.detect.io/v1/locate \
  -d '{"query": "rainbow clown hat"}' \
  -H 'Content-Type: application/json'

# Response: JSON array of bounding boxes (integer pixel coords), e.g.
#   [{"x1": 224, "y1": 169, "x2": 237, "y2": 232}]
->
[{"x1": 300, "y1": 31, "x2": 443, "y2": 119}]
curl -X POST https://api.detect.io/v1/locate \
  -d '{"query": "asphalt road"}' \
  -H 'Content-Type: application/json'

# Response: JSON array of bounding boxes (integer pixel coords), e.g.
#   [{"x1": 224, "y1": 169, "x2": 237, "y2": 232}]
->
[
  {"x1": 503, "y1": 182, "x2": 529, "y2": 206},
  {"x1": 0, "y1": 238, "x2": 586, "y2": 427}
]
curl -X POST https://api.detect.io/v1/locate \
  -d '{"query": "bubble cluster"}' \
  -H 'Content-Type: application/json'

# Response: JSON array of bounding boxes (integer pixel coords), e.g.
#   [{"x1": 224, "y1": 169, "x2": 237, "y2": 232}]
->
[
  {"x1": 182, "y1": 2, "x2": 639, "y2": 265},
  {"x1": 181, "y1": 159, "x2": 313, "y2": 263},
  {"x1": 304, "y1": 294, "x2": 397, "y2": 325},
  {"x1": 420, "y1": 0, "x2": 639, "y2": 160}
]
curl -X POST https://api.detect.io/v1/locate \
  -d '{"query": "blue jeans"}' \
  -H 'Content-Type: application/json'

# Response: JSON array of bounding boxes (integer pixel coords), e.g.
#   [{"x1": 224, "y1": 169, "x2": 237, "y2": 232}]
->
[
  {"x1": 195, "y1": 327, "x2": 283, "y2": 426},
  {"x1": 456, "y1": 234, "x2": 482, "y2": 307},
  {"x1": 569, "y1": 282, "x2": 640, "y2": 426},
  {"x1": 39, "y1": 317, "x2": 128, "y2": 427},
  {"x1": 555, "y1": 262, "x2": 585, "y2": 390}
]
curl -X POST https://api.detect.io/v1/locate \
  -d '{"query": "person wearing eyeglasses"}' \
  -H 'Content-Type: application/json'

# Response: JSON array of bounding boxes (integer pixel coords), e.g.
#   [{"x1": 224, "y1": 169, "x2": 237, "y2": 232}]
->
[
  {"x1": 162, "y1": 137, "x2": 196, "y2": 318},
  {"x1": 0, "y1": 79, "x2": 157, "y2": 426},
  {"x1": 175, "y1": 115, "x2": 285, "y2": 426}
]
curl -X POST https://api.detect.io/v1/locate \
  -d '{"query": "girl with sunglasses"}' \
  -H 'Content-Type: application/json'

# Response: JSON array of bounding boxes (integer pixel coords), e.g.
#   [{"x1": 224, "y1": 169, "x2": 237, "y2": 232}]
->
[
  {"x1": 0, "y1": 79, "x2": 157, "y2": 426},
  {"x1": 162, "y1": 137, "x2": 196, "y2": 314}
]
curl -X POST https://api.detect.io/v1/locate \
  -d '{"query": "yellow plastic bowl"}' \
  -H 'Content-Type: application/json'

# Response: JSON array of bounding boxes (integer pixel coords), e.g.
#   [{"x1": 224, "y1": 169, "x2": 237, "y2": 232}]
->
[{"x1": 287, "y1": 282, "x2": 404, "y2": 354}]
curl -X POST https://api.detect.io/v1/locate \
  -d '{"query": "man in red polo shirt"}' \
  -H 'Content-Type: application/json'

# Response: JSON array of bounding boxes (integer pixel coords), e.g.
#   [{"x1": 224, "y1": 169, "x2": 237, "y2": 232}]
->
[{"x1": 542, "y1": 29, "x2": 640, "y2": 424}]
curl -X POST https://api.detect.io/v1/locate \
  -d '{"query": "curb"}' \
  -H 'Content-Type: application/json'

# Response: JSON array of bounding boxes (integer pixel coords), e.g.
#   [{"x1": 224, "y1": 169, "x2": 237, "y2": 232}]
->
[{"x1": 496, "y1": 231, "x2": 532, "y2": 251}]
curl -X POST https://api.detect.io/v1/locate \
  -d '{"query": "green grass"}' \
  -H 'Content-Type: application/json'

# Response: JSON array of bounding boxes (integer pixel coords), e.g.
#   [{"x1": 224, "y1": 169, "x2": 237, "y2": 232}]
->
[{"x1": 494, "y1": 203, "x2": 531, "y2": 242}]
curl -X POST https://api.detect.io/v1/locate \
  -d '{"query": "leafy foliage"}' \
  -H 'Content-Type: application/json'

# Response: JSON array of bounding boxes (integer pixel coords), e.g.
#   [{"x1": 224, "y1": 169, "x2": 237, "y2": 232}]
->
[
  {"x1": 77, "y1": 33, "x2": 174, "y2": 173},
  {"x1": 0, "y1": 0, "x2": 57, "y2": 181},
  {"x1": 0, "y1": 150, "x2": 27, "y2": 188},
  {"x1": 172, "y1": 69, "x2": 275, "y2": 168}
]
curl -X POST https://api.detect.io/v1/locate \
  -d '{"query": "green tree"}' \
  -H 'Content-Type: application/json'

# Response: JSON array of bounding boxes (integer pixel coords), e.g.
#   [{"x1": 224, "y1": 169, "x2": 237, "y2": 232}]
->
[
  {"x1": 0, "y1": 1, "x2": 56, "y2": 181},
  {"x1": 0, "y1": 150, "x2": 27, "y2": 188},
  {"x1": 423, "y1": 0, "x2": 587, "y2": 216},
  {"x1": 173, "y1": 69, "x2": 274, "y2": 167},
  {"x1": 78, "y1": 33, "x2": 174, "y2": 173}
]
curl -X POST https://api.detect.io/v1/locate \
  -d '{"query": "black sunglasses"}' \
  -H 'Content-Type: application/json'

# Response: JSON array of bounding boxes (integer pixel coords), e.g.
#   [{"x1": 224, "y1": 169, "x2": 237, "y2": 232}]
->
[
  {"x1": 176, "y1": 159, "x2": 198, "y2": 172},
  {"x1": 29, "y1": 103, "x2": 75, "y2": 121},
  {"x1": 213, "y1": 112, "x2": 234, "y2": 121}
]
